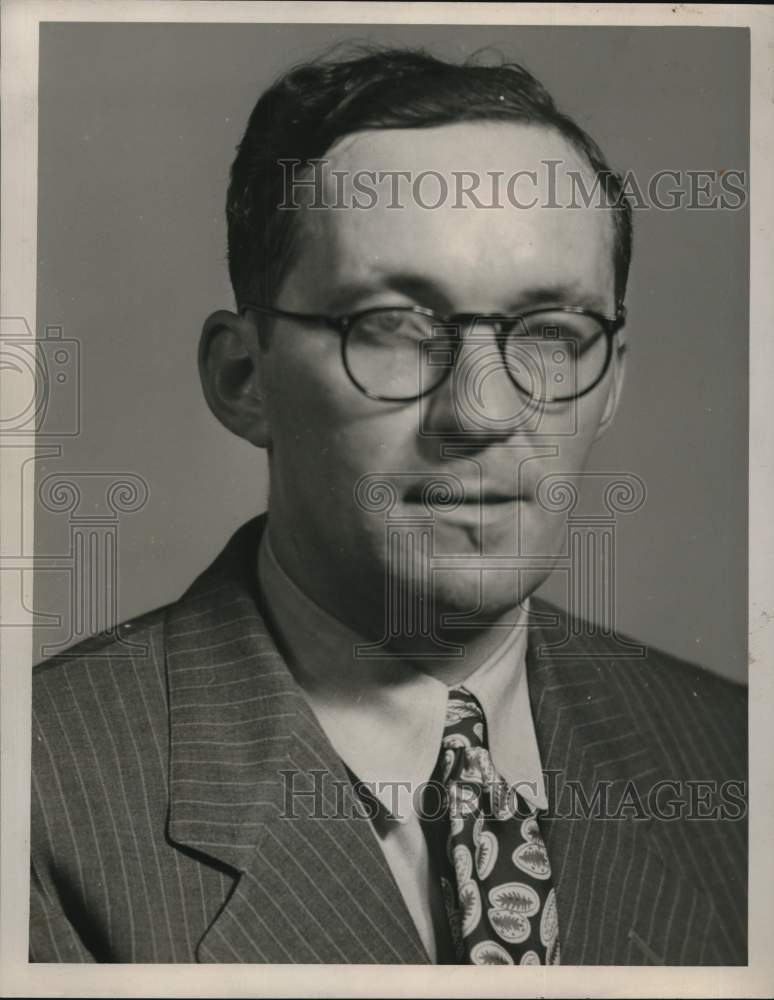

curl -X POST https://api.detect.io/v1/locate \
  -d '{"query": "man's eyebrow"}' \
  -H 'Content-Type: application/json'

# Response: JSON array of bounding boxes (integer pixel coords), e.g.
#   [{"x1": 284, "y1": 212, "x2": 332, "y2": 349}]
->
[
  {"x1": 506, "y1": 285, "x2": 610, "y2": 313},
  {"x1": 323, "y1": 273, "x2": 454, "y2": 314}
]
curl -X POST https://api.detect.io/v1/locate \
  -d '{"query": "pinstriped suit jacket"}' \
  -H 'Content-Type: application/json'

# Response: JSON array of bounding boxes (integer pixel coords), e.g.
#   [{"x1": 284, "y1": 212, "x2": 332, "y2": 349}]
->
[{"x1": 30, "y1": 516, "x2": 747, "y2": 964}]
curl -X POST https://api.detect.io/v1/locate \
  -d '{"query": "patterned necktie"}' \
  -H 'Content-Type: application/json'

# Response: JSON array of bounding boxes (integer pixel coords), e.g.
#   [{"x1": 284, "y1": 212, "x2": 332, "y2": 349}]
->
[{"x1": 423, "y1": 686, "x2": 560, "y2": 965}]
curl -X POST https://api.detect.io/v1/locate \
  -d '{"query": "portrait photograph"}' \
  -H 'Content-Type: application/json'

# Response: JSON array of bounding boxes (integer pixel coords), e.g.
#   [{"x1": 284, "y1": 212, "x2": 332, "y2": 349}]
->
[{"x1": 1, "y1": 2, "x2": 772, "y2": 998}]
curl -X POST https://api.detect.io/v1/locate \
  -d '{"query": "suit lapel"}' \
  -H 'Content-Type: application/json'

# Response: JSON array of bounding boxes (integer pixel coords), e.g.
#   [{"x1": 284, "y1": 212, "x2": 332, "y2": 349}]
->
[
  {"x1": 163, "y1": 517, "x2": 718, "y2": 965},
  {"x1": 164, "y1": 517, "x2": 428, "y2": 964},
  {"x1": 527, "y1": 601, "x2": 718, "y2": 965}
]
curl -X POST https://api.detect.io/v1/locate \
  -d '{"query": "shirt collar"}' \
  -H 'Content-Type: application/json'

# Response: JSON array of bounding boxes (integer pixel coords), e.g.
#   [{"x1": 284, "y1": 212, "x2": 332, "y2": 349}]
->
[{"x1": 257, "y1": 527, "x2": 546, "y2": 820}]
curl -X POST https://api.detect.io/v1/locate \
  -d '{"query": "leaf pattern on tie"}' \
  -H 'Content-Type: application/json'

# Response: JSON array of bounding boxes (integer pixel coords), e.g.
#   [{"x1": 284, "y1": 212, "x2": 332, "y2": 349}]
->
[
  {"x1": 489, "y1": 882, "x2": 540, "y2": 917},
  {"x1": 540, "y1": 888, "x2": 559, "y2": 950},
  {"x1": 446, "y1": 698, "x2": 482, "y2": 724},
  {"x1": 512, "y1": 840, "x2": 552, "y2": 880},
  {"x1": 470, "y1": 940, "x2": 514, "y2": 965},
  {"x1": 459, "y1": 880, "x2": 482, "y2": 937},
  {"x1": 489, "y1": 908, "x2": 531, "y2": 944},
  {"x1": 459, "y1": 746, "x2": 496, "y2": 785},
  {"x1": 448, "y1": 781, "x2": 479, "y2": 819},
  {"x1": 429, "y1": 686, "x2": 560, "y2": 965},
  {"x1": 521, "y1": 816, "x2": 541, "y2": 842},
  {"x1": 475, "y1": 830, "x2": 498, "y2": 879},
  {"x1": 452, "y1": 844, "x2": 473, "y2": 884},
  {"x1": 444, "y1": 732, "x2": 472, "y2": 751},
  {"x1": 441, "y1": 748, "x2": 456, "y2": 783}
]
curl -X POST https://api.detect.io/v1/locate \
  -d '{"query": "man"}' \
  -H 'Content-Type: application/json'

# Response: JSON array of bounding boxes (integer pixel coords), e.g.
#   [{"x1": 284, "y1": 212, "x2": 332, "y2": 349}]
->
[{"x1": 30, "y1": 46, "x2": 746, "y2": 965}]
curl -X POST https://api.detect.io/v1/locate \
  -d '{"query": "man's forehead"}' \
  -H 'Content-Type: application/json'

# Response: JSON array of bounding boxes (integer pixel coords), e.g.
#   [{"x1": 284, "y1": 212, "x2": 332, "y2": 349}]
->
[
  {"x1": 325, "y1": 120, "x2": 592, "y2": 181},
  {"x1": 285, "y1": 121, "x2": 615, "y2": 310}
]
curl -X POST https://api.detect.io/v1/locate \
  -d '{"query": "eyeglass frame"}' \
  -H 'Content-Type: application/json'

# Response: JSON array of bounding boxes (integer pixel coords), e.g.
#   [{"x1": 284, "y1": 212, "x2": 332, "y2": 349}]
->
[{"x1": 240, "y1": 301, "x2": 627, "y2": 403}]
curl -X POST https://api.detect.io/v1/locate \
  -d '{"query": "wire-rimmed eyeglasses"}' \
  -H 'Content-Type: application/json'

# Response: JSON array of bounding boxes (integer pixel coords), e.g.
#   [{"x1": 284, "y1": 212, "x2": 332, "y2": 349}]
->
[{"x1": 241, "y1": 302, "x2": 627, "y2": 403}]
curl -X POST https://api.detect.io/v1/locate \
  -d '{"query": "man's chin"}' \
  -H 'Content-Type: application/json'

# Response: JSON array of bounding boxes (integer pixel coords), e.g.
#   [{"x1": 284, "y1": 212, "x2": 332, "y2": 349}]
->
[{"x1": 417, "y1": 566, "x2": 541, "y2": 624}]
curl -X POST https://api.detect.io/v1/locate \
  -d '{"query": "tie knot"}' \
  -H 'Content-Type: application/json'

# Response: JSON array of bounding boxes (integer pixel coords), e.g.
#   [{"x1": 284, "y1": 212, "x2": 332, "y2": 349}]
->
[{"x1": 443, "y1": 687, "x2": 486, "y2": 749}]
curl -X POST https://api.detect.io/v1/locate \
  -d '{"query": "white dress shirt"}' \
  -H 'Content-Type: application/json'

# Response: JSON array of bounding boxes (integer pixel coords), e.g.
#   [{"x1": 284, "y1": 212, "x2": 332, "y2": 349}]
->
[{"x1": 257, "y1": 529, "x2": 547, "y2": 962}]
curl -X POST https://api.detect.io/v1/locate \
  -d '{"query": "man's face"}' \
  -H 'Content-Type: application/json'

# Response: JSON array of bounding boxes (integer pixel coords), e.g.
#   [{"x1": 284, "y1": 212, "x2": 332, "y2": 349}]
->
[{"x1": 256, "y1": 121, "x2": 621, "y2": 636}]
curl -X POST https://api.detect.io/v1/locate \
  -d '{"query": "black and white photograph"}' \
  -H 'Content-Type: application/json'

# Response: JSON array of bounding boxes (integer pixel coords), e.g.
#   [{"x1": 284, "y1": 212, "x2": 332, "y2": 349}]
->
[{"x1": 1, "y1": 2, "x2": 772, "y2": 996}]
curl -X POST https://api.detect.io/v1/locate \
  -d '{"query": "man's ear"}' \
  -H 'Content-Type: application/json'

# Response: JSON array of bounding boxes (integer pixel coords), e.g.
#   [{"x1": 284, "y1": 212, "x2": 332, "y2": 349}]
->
[
  {"x1": 198, "y1": 309, "x2": 271, "y2": 448},
  {"x1": 594, "y1": 338, "x2": 627, "y2": 441}
]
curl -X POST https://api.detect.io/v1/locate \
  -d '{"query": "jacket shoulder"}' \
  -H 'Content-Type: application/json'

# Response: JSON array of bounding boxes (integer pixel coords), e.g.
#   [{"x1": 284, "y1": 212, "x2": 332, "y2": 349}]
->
[
  {"x1": 531, "y1": 596, "x2": 746, "y2": 693},
  {"x1": 32, "y1": 602, "x2": 174, "y2": 832},
  {"x1": 32, "y1": 603, "x2": 172, "y2": 725},
  {"x1": 529, "y1": 597, "x2": 747, "y2": 778},
  {"x1": 34, "y1": 603, "x2": 169, "y2": 669}
]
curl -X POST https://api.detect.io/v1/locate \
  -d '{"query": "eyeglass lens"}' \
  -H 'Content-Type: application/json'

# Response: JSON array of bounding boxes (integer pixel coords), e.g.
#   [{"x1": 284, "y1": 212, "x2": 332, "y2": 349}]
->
[{"x1": 344, "y1": 309, "x2": 609, "y2": 402}]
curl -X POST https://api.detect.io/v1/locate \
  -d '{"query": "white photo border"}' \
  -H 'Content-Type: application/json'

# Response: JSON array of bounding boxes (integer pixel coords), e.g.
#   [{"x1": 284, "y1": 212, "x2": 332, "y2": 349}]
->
[{"x1": 1, "y1": 2, "x2": 772, "y2": 997}]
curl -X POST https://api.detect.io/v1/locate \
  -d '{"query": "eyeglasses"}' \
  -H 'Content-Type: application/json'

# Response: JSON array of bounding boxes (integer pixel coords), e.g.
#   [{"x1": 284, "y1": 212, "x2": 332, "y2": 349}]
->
[{"x1": 241, "y1": 302, "x2": 626, "y2": 403}]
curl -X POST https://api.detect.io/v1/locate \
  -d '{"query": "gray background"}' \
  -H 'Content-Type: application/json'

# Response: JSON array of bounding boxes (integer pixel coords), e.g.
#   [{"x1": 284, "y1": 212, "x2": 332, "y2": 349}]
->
[{"x1": 34, "y1": 23, "x2": 749, "y2": 681}]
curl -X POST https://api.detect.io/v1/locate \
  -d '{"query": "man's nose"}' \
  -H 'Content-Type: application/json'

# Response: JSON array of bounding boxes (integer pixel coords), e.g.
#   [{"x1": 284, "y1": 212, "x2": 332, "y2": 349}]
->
[{"x1": 422, "y1": 324, "x2": 537, "y2": 441}]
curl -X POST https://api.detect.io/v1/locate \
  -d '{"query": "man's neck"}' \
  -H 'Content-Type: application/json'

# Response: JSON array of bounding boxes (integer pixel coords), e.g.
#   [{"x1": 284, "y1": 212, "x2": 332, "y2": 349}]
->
[
  {"x1": 386, "y1": 616, "x2": 529, "y2": 685},
  {"x1": 261, "y1": 525, "x2": 529, "y2": 686}
]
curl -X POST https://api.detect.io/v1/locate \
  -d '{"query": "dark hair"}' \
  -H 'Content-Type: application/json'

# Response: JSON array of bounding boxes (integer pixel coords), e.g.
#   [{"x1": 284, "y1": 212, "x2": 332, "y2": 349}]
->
[{"x1": 226, "y1": 45, "x2": 632, "y2": 311}]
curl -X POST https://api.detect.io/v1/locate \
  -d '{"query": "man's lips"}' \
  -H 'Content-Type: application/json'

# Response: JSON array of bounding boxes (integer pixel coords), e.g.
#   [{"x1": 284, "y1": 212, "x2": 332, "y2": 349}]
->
[
  {"x1": 458, "y1": 493, "x2": 525, "y2": 503},
  {"x1": 401, "y1": 491, "x2": 527, "y2": 529},
  {"x1": 402, "y1": 487, "x2": 529, "y2": 505}
]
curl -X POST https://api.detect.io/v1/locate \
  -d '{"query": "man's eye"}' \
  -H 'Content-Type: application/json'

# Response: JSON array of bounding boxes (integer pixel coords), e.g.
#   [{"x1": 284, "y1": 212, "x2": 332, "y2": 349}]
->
[
  {"x1": 357, "y1": 310, "x2": 429, "y2": 340},
  {"x1": 522, "y1": 320, "x2": 573, "y2": 339},
  {"x1": 545, "y1": 324, "x2": 586, "y2": 343},
  {"x1": 522, "y1": 314, "x2": 602, "y2": 346},
  {"x1": 370, "y1": 311, "x2": 406, "y2": 332}
]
